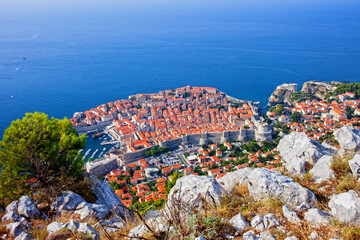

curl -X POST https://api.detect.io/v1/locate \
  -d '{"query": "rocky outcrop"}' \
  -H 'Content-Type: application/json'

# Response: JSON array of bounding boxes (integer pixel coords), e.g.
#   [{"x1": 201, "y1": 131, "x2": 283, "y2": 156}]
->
[
  {"x1": 217, "y1": 167, "x2": 253, "y2": 192},
  {"x1": 47, "y1": 220, "x2": 99, "y2": 240},
  {"x1": 247, "y1": 168, "x2": 317, "y2": 208},
  {"x1": 304, "y1": 208, "x2": 331, "y2": 227},
  {"x1": 282, "y1": 205, "x2": 301, "y2": 225},
  {"x1": 328, "y1": 190, "x2": 360, "y2": 224},
  {"x1": 2, "y1": 196, "x2": 40, "y2": 222},
  {"x1": 309, "y1": 155, "x2": 335, "y2": 183},
  {"x1": 6, "y1": 219, "x2": 31, "y2": 238},
  {"x1": 301, "y1": 81, "x2": 336, "y2": 100},
  {"x1": 51, "y1": 191, "x2": 86, "y2": 212},
  {"x1": 268, "y1": 83, "x2": 298, "y2": 106},
  {"x1": 278, "y1": 132, "x2": 330, "y2": 175},
  {"x1": 334, "y1": 126, "x2": 360, "y2": 156},
  {"x1": 348, "y1": 154, "x2": 360, "y2": 179},
  {"x1": 166, "y1": 175, "x2": 227, "y2": 213},
  {"x1": 229, "y1": 213, "x2": 249, "y2": 232},
  {"x1": 91, "y1": 179, "x2": 133, "y2": 220}
]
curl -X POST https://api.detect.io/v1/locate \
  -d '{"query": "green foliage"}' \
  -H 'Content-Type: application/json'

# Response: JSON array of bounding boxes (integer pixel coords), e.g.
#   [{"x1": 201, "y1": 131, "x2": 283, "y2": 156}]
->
[
  {"x1": 290, "y1": 112, "x2": 302, "y2": 123},
  {"x1": 165, "y1": 171, "x2": 183, "y2": 195},
  {"x1": 240, "y1": 141, "x2": 260, "y2": 153},
  {"x1": 273, "y1": 104, "x2": 284, "y2": 116},
  {"x1": 132, "y1": 198, "x2": 165, "y2": 214},
  {"x1": 0, "y1": 112, "x2": 86, "y2": 206},
  {"x1": 182, "y1": 92, "x2": 191, "y2": 98},
  {"x1": 145, "y1": 146, "x2": 170, "y2": 157},
  {"x1": 186, "y1": 214, "x2": 229, "y2": 240},
  {"x1": 333, "y1": 82, "x2": 360, "y2": 98}
]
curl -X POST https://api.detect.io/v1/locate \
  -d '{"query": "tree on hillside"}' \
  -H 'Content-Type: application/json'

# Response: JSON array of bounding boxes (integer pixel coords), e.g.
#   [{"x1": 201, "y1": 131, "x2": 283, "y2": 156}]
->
[
  {"x1": 165, "y1": 171, "x2": 183, "y2": 195},
  {"x1": 290, "y1": 112, "x2": 302, "y2": 123},
  {"x1": 0, "y1": 112, "x2": 86, "y2": 206}
]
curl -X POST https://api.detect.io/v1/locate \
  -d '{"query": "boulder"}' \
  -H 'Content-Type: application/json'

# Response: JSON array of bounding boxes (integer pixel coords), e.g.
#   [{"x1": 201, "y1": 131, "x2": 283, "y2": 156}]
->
[
  {"x1": 304, "y1": 208, "x2": 331, "y2": 227},
  {"x1": 128, "y1": 225, "x2": 148, "y2": 239},
  {"x1": 2, "y1": 210, "x2": 21, "y2": 222},
  {"x1": 91, "y1": 179, "x2": 133, "y2": 220},
  {"x1": 263, "y1": 213, "x2": 280, "y2": 229},
  {"x1": 308, "y1": 231, "x2": 319, "y2": 240},
  {"x1": 74, "y1": 202, "x2": 110, "y2": 220},
  {"x1": 309, "y1": 155, "x2": 335, "y2": 183},
  {"x1": 14, "y1": 232, "x2": 33, "y2": 240},
  {"x1": 195, "y1": 237, "x2": 206, "y2": 240},
  {"x1": 295, "y1": 202, "x2": 313, "y2": 212},
  {"x1": 334, "y1": 126, "x2": 360, "y2": 155},
  {"x1": 166, "y1": 175, "x2": 227, "y2": 214},
  {"x1": 282, "y1": 205, "x2": 301, "y2": 225},
  {"x1": 217, "y1": 168, "x2": 253, "y2": 192},
  {"x1": 348, "y1": 154, "x2": 360, "y2": 179},
  {"x1": 284, "y1": 237, "x2": 298, "y2": 240},
  {"x1": 328, "y1": 190, "x2": 360, "y2": 224},
  {"x1": 242, "y1": 231, "x2": 259, "y2": 240},
  {"x1": 51, "y1": 191, "x2": 86, "y2": 212},
  {"x1": 6, "y1": 220, "x2": 31, "y2": 237},
  {"x1": 278, "y1": 132, "x2": 330, "y2": 175},
  {"x1": 17, "y1": 196, "x2": 40, "y2": 219},
  {"x1": 48, "y1": 220, "x2": 99, "y2": 240},
  {"x1": 258, "y1": 232, "x2": 276, "y2": 240},
  {"x1": 250, "y1": 215, "x2": 264, "y2": 231},
  {"x1": 229, "y1": 213, "x2": 249, "y2": 232},
  {"x1": 46, "y1": 222, "x2": 63, "y2": 235},
  {"x1": 247, "y1": 168, "x2": 317, "y2": 208},
  {"x1": 144, "y1": 210, "x2": 163, "y2": 220}
]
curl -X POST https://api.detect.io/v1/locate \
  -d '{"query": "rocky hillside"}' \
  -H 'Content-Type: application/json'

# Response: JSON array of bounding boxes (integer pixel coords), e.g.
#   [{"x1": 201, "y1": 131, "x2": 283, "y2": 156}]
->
[
  {"x1": 1, "y1": 126, "x2": 360, "y2": 239},
  {"x1": 301, "y1": 81, "x2": 337, "y2": 100},
  {"x1": 268, "y1": 83, "x2": 298, "y2": 107}
]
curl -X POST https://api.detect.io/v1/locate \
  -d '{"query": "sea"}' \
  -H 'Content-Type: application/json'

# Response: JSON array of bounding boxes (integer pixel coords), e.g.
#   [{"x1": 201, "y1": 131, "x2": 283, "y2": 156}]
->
[{"x1": 1, "y1": 0, "x2": 360, "y2": 159}]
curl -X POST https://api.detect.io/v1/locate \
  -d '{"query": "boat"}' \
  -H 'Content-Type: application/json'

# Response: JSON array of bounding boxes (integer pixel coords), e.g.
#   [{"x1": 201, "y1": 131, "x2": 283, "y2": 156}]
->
[{"x1": 92, "y1": 132, "x2": 103, "y2": 139}]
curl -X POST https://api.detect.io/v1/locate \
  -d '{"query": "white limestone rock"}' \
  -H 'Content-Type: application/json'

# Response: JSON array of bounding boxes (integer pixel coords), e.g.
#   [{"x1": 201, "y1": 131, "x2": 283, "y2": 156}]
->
[
  {"x1": 128, "y1": 225, "x2": 148, "y2": 239},
  {"x1": 348, "y1": 154, "x2": 360, "y2": 179},
  {"x1": 14, "y1": 232, "x2": 33, "y2": 240},
  {"x1": 2, "y1": 210, "x2": 21, "y2": 222},
  {"x1": 250, "y1": 215, "x2": 264, "y2": 231},
  {"x1": 247, "y1": 168, "x2": 317, "y2": 208},
  {"x1": 165, "y1": 175, "x2": 227, "y2": 215},
  {"x1": 258, "y1": 231, "x2": 276, "y2": 240},
  {"x1": 74, "y1": 202, "x2": 110, "y2": 220},
  {"x1": 328, "y1": 190, "x2": 360, "y2": 224},
  {"x1": 334, "y1": 126, "x2": 360, "y2": 155},
  {"x1": 51, "y1": 191, "x2": 86, "y2": 212},
  {"x1": 61, "y1": 220, "x2": 99, "y2": 240},
  {"x1": 229, "y1": 213, "x2": 249, "y2": 232},
  {"x1": 91, "y1": 179, "x2": 133, "y2": 220},
  {"x1": 195, "y1": 237, "x2": 206, "y2": 240},
  {"x1": 17, "y1": 196, "x2": 40, "y2": 219},
  {"x1": 304, "y1": 208, "x2": 331, "y2": 227},
  {"x1": 295, "y1": 202, "x2": 313, "y2": 212},
  {"x1": 284, "y1": 237, "x2": 298, "y2": 240},
  {"x1": 6, "y1": 220, "x2": 31, "y2": 238},
  {"x1": 308, "y1": 231, "x2": 319, "y2": 240},
  {"x1": 217, "y1": 167, "x2": 253, "y2": 192},
  {"x1": 46, "y1": 221, "x2": 63, "y2": 235},
  {"x1": 278, "y1": 132, "x2": 330, "y2": 175},
  {"x1": 242, "y1": 231, "x2": 259, "y2": 240},
  {"x1": 309, "y1": 155, "x2": 335, "y2": 183},
  {"x1": 263, "y1": 213, "x2": 280, "y2": 229},
  {"x1": 282, "y1": 205, "x2": 301, "y2": 225}
]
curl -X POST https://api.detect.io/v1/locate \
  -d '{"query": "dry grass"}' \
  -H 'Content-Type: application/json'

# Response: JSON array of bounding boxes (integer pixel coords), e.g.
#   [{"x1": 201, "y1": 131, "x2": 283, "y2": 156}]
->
[{"x1": 331, "y1": 154, "x2": 353, "y2": 179}]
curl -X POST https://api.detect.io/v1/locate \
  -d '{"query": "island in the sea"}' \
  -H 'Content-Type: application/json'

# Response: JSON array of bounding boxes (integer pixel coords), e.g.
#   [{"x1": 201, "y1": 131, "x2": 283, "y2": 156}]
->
[{"x1": 70, "y1": 86, "x2": 272, "y2": 175}]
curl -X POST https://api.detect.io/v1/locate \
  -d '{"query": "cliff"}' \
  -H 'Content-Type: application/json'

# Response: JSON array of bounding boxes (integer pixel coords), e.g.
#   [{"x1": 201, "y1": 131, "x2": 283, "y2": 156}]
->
[
  {"x1": 268, "y1": 83, "x2": 298, "y2": 107},
  {"x1": 301, "y1": 81, "x2": 337, "y2": 100}
]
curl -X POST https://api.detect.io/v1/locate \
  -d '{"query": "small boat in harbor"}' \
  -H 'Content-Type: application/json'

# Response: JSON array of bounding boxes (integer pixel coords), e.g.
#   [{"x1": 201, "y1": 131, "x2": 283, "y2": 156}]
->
[{"x1": 92, "y1": 132, "x2": 103, "y2": 139}]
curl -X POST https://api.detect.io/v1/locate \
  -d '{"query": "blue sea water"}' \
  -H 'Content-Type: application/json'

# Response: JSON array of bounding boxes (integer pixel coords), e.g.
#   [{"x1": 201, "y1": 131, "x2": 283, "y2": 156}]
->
[{"x1": 1, "y1": 0, "x2": 360, "y2": 141}]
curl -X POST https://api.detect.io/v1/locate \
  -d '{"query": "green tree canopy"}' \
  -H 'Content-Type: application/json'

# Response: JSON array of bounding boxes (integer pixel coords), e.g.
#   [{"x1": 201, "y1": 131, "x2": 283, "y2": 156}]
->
[
  {"x1": 290, "y1": 112, "x2": 302, "y2": 123},
  {"x1": 0, "y1": 112, "x2": 86, "y2": 206}
]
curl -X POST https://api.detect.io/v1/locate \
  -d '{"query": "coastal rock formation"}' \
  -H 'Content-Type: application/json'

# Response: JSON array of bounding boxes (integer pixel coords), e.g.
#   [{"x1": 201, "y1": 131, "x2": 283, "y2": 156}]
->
[
  {"x1": 217, "y1": 167, "x2": 253, "y2": 192},
  {"x1": 348, "y1": 154, "x2": 360, "y2": 179},
  {"x1": 328, "y1": 190, "x2": 360, "y2": 224},
  {"x1": 278, "y1": 132, "x2": 330, "y2": 175},
  {"x1": 301, "y1": 81, "x2": 336, "y2": 100},
  {"x1": 268, "y1": 83, "x2": 298, "y2": 106},
  {"x1": 309, "y1": 155, "x2": 335, "y2": 183},
  {"x1": 165, "y1": 175, "x2": 227, "y2": 213},
  {"x1": 247, "y1": 168, "x2": 317, "y2": 208},
  {"x1": 334, "y1": 126, "x2": 360, "y2": 156}
]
